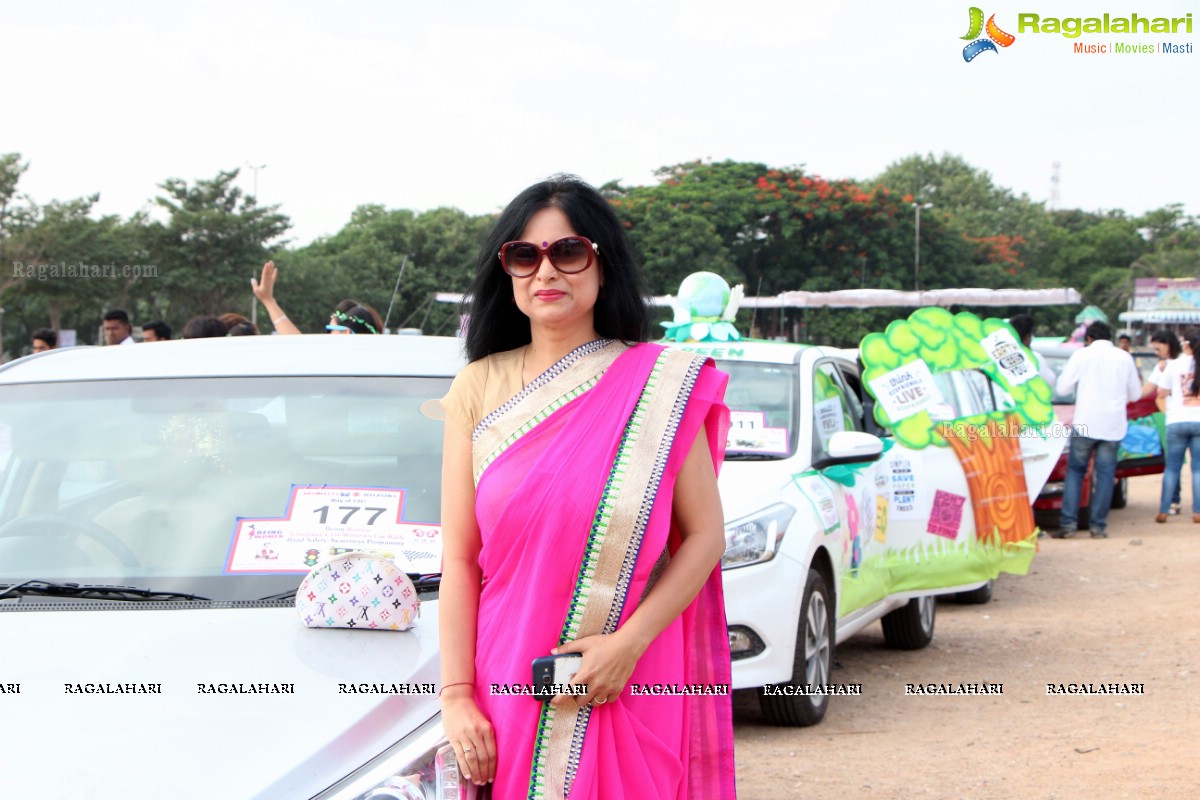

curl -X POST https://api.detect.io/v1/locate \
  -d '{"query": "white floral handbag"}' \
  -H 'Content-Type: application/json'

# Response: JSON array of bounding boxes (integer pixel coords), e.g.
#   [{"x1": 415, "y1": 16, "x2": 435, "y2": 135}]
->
[{"x1": 294, "y1": 551, "x2": 420, "y2": 631}]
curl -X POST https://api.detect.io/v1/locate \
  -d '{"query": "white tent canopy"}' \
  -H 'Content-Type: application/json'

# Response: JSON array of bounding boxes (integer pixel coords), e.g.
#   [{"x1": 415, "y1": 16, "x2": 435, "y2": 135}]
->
[
  {"x1": 1118, "y1": 310, "x2": 1200, "y2": 324},
  {"x1": 712, "y1": 287, "x2": 1082, "y2": 309},
  {"x1": 437, "y1": 287, "x2": 1082, "y2": 309}
]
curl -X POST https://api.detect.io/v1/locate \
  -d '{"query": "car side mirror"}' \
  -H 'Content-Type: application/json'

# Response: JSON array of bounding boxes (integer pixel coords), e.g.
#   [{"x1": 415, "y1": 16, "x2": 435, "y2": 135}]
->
[{"x1": 813, "y1": 431, "x2": 884, "y2": 471}]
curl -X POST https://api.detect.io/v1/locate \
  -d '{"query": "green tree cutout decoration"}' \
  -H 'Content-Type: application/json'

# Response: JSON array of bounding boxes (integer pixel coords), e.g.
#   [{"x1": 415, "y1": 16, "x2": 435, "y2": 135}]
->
[
  {"x1": 860, "y1": 307, "x2": 1055, "y2": 544},
  {"x1": 860, "y1": 307, "x2": 1054, "y2": 447}
]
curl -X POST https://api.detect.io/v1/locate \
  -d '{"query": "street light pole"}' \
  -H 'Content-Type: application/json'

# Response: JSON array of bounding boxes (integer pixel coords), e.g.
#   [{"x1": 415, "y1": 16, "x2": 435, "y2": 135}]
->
[
  {"x1": 245, "y1": 162, "x2": 267, "y2": 199},
  {"x1": 245, "y1": 162, "x2": 267, "y2": 326},
  {"x1": 913, "y1": 202, "x2": 933, "y2": 293}
]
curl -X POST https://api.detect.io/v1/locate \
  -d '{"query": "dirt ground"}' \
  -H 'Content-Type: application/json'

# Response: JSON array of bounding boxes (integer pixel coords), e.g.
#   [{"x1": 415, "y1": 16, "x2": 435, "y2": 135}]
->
[{"x1": 731, "y1": 473, "x2": 1200, "y2": 799}]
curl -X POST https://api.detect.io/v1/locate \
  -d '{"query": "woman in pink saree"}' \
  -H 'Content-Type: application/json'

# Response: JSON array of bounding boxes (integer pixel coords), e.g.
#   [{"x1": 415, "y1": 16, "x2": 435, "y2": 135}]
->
[{"x1": 438, "y1": 176, "x2": 736, "y2": 799}]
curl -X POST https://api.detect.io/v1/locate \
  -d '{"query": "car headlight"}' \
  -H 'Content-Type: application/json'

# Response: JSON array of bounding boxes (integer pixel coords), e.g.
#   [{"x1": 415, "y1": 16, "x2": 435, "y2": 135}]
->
[
  {"x1": 316, "y1": 713, "x2": 483, "y2": 800},
  {"x1": 721, "y1": 503, "x2": 794, "y2": 569}
]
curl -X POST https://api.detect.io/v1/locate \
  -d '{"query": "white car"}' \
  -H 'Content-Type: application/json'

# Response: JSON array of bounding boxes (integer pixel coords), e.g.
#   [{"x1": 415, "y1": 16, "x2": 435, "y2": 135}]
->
[
  {"x1": 0, "y1": 334, "x2": 1056, "y2": 798},
  {"x1": 0, "y1": 336, "x2": 481, "y2": 799},
  {"x1": 680, "y1": 340, "x2": 1059, "y2": 726}
]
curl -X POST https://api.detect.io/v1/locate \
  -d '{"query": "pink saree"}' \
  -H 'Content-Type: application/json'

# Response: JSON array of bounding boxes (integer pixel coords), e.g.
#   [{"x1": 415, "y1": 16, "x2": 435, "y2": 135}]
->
[{"x1": 468, "y1": 340, "x2": 735, "y2": 800}]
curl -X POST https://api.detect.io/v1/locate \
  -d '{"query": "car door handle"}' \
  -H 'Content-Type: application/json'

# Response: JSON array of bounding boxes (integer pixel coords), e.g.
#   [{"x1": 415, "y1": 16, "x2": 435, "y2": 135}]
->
[{"x1": 1020, "y1": 453, "x2": 1050, "y2": 461}]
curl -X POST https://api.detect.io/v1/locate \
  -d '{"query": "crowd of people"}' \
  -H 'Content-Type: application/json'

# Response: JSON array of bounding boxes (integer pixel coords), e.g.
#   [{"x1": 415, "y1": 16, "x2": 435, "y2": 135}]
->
[
  {"x1": 27, "y1": 261, "x2": 385, "y2": 353},
  {"x1": 1050, "y1": 321, "x2": 1199, "y2": 538}
]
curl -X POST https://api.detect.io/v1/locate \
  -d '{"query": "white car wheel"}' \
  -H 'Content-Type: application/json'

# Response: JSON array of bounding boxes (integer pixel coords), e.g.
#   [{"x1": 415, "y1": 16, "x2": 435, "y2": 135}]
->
[{"x1": 759, "y1": 568, "x2": 834, "y2": 727}]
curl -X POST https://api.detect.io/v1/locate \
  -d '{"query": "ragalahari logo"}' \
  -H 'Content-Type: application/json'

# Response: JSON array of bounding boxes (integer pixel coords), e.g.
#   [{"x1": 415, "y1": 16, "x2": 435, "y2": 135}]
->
[{"x1": 962, "y1": 7, "x2": 1016, "y2": 61}]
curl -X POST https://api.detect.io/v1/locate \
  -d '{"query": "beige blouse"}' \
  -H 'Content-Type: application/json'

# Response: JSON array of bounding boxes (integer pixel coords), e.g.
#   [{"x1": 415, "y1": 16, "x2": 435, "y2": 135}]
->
[{"x1": 438, "y1": 346, "x2": 528, "y2": 437}]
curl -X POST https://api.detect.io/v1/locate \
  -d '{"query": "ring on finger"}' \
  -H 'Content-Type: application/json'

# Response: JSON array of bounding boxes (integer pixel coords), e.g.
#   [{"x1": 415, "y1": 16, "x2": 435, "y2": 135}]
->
[
  {"x1": 594, "y1": 696, "x2": 607, "y2": 705},
  {"x1": 462, "y1": 745, "x2": 473, "y2": 754}
]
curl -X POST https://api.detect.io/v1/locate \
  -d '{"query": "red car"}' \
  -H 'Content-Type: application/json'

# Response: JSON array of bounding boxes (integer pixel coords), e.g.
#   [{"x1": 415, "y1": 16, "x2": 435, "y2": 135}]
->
[{"x1": 1032, "y1": 345, "x2": 1164, "y2": 529}]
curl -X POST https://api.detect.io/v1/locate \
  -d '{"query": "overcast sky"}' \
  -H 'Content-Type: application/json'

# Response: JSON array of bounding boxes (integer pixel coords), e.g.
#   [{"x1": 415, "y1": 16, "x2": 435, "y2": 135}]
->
[{"x1": 7, "y1": 0, "x2": 1198, "y2": 246}]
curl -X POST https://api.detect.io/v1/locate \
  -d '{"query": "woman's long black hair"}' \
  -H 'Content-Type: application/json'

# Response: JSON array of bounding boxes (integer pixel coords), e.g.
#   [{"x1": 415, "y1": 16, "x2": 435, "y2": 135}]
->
[
  {"x1": 1186, "y1": 333, "x2": 1200, "y2": 398},
  {"x1": 462, "y1": 175, "x2": 650, "y2": 362},
  {"x1": 1150, "y1": 328, "x2": 1182, "y2": 359}
]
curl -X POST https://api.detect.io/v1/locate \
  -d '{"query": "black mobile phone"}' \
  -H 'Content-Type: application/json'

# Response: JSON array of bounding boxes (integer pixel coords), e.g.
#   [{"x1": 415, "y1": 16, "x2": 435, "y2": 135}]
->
[{"x1": 530, "y1": 653, "x2": 583, "y2": 701}]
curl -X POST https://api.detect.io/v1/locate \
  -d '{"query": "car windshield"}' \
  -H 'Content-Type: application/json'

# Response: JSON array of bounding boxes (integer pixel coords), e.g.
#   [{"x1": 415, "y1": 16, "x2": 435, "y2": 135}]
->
[
  {"x1": 0, "y1": 376, "x2": 449, "y2": 601},
  {"x1": 716, "y1": 360, "x2": 796, "y2": 459}
]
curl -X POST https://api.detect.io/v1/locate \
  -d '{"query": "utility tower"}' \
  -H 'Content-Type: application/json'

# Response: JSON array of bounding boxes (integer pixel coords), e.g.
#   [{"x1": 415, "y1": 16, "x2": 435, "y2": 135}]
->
[{"x1": 1048, "y1": 161, "x2": 1061, "y2": 210}]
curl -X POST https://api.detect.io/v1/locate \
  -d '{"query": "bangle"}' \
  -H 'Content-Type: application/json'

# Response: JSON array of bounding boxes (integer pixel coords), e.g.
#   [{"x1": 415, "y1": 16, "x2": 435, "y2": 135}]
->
[
  {"x1": 438, "y1": 681, "x2": 473, "y2": 697},
  {"x1": 272, "y1": 315, "x2": 288, "y2": 324}
]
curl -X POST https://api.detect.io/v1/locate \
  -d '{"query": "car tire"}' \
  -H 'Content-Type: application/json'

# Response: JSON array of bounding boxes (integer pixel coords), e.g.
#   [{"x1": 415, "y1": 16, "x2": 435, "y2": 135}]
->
[
  {"x1": 1034, "y1": 509, "x2": 1061, "y2": 533},
  {"x1": 881, "y1": 595, "x2": 936, "y2": 650},
  {"x1": 954, "y1": 579, "x2": 993, "y2": 605},
  {"x1": 1110, "y1": 477, "x2": 1128, "y2": 509},
  {"x1": 759, "y1": 568, "x2": 834, "y2": 727}
]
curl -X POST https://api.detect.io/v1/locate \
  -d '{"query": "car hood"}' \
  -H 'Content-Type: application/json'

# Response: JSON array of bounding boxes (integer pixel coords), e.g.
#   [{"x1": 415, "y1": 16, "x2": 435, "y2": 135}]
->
[
  {"x1": 718, "y1": 459, "x2": 796, "y2": 521},
  {"x1": 0, "y1": 600, "x2": 442, "y2": 800}
]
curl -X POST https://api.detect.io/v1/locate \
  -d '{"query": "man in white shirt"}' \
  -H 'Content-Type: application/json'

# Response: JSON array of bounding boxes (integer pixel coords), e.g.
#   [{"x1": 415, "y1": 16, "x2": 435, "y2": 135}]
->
[
  {"x1": 103, "y1": 309, "x2": 135, "y2": 345},
  {"x1": 1051, "y1": 321, "x2": 1141, "y2": 538}
]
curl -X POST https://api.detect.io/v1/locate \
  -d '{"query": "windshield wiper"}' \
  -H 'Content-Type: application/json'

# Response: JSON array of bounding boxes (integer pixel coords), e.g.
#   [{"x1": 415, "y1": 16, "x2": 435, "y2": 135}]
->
[
  {"x1": 0, "y1": 580, "x2": 211, "y2": 602},
  {"x1": 725, "y1": 453, "x2": 787, "y2": 461},
  {"x1": 257, "y1": 573, "x2": 442, "y2": 603}
]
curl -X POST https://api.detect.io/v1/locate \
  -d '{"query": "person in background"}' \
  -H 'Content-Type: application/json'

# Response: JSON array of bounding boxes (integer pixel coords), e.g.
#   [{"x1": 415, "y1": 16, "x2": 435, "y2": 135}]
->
[
  {"x1": 141, "y1": 320, "x2": 172, "y2": 342},
  {"x1": 220, "y1": 312, "x2": 259, "y2": 336},
  {"x1": 250, "y1": 261, "x2": 302, "y2": 334},
  {"x1": 1118, "y1": 333, "x2": 1133, "y2": 352},
  {"x1": 103, "y1": 309, "x2": 135, "y2": 345},
  {"x1": 1142, "y1": 329, "x2": 1184, "y2": 400},
  {"x1": 1051, "y1": 321, "x2": 1141, "y2": 539},
  {"x1": 1143, "y1": 329, "x2": 1186, "y2": 514},
  {"x1": 326, "y1": 305, "x2": 379, "y2": 334},
  {"x1": 182, "y1": 316, "x2": 229, "y2": 339},
  {"x1": 31, "y1": 328, "x2": 57, "y2": 353},
  {"x1": 334, "y1": 298, "x2": 384, "y2": 333},
  {"x1": 1153, "y1": 334, "x2": 1200, "y2": 523},
  {"x1": 1008, "y1": 314, "x2": 1057, "y2": 386},
  {"x1": 251, "y1": 261, "x2": 384, "y2": 334}
]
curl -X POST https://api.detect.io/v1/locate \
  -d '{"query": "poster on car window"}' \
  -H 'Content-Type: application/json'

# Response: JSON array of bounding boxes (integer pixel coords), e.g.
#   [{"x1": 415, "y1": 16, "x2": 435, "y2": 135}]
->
[
  {"x1": 981, "y1": 329, "x2": 1036, "y2": 387},
  {"x1": 813, "y1": 397, "x2": 846, "y2": 450},
  {"x1": 224, "y1": 485, "x2": 442, "y2": 575},
  {"x1": 726, "y1": 410, "x2": 789, "y2": 455},
  {"x1": 867, "y1": 360, "x2": 943, "y2": 423}
]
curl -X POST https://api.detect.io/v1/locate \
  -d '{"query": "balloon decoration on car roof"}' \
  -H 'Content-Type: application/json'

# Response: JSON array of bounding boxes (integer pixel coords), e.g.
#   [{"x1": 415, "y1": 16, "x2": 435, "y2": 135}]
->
[{"x1": 661, "y1": 271, "x2": 744, "y2": 343}]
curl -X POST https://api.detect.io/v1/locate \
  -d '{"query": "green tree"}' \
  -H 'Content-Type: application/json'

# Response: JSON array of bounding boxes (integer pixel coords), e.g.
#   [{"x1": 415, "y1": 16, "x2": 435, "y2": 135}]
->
[
  {"x1": 874, "y1": 152, "x2": 1054, "y2": 287},
  {"x1": 611, "y1": 160, "x2": 979, "y2": 345},
  {"x1": 1132, "y1": 204, "x2": 1200, "y2": 281},
  {"x1": 0, "y1": 154, "x2": 154, "y2": 350},
  {"x1": 278, "y1": 205, "x2": 487, "y2": 334},
  {"x1": 148, "y1": 169, "x2": 290, "y2": 323}
]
